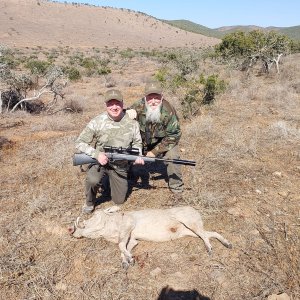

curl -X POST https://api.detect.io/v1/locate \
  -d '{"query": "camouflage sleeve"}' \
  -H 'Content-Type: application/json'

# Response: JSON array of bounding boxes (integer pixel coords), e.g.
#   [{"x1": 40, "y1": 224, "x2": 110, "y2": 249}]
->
[
  {"x1": 127, "y1": 98, "x2": 144, "y2": 113},
  {"x1": 75, "y1": 121, "x2": 99, "y2": 158},
  {"x1": 131, "y1": 120, "x2": 143, "y2": 155},
  {"x1": 152, "y1": 114, "x2": 181, "y2": 156}
]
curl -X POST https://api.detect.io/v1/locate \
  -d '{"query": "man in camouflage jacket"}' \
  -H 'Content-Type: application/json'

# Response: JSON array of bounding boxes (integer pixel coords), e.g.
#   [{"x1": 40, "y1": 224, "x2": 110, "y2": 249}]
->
[
  {"x1": 75, "y1": 89, "x2": 144, "y2": 213},
  {"x1": 127, "y1": 81, "x2": 184, "y2": 196}
]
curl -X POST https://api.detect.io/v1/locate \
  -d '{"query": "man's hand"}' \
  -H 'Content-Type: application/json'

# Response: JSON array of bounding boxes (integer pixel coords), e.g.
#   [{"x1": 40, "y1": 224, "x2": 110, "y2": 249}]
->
[
  {"x1": 133, "y1": 157, "x2": 145, "y2": 165},
  {"x1": 146, "y1": 151, "x2": 156, "y2": 158},
  {"x1": 97, "y1": 152, "x2": 108, "y2": 165},
  {"x1": 126, "y1": 109, "x2": 137, "y2": 119}
]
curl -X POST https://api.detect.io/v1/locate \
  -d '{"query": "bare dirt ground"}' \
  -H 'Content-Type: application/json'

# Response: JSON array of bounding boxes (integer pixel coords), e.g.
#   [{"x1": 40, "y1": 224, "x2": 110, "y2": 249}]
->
[{"x1": 0, "y1": 50, "x2": 299, "y2": 300}]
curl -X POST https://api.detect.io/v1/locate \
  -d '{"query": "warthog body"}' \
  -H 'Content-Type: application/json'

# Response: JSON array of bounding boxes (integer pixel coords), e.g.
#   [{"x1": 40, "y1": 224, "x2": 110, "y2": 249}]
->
[{"x1": 70, "y1": 206, "x2": 232, "y2": 268}]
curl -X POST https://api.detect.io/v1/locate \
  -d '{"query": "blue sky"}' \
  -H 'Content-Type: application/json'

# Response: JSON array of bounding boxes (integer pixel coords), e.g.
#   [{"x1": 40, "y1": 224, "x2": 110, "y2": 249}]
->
[{"x1": 59, "y1": 0, "x2": 299, "y2": 28}]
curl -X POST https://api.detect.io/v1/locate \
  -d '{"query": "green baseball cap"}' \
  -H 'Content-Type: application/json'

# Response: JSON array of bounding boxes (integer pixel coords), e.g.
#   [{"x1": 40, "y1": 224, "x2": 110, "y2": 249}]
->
[
  {"x1": 144, "y1": 82, "x2": 162, "y2": 95},
  {"x1": 104, "y1": 89, "x2": 123, "y2": 103}
]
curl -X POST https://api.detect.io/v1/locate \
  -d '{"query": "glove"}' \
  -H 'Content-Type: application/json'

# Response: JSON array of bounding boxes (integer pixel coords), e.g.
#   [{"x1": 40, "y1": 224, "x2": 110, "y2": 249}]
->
[{"x1": 126, "y1": 109, "x2": 137, "y2": 119}]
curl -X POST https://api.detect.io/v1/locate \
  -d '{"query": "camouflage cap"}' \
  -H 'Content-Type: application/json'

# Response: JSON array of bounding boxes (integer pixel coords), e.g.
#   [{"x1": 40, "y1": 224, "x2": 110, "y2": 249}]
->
[
  {"x1": 104, "y1": 89, "x2": 123, "y2": 103},
  {"x1": 144, "y1": 81, "x2": 162, "y2": 95}
]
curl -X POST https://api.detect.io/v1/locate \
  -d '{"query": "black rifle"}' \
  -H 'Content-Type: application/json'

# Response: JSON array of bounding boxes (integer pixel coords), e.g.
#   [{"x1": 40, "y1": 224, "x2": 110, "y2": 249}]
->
[{"x1": 73, "y1": 146, "x2": 196, "y2": 166}]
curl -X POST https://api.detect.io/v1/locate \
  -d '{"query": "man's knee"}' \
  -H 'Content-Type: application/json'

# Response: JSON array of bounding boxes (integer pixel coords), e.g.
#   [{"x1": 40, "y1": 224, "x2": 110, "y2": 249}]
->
[
  {"x1": 112, "y1": 195, "x2": 126, "y2": 205},
  {"x1": 164, "y1": 146, "x2": 180, "y2": 160},
  {"x1": 86, "y1": 166, "x2": 103, "y2": 187},
  {"x1": 86, "y1": 176, "x2": 100, "y2": 187},
  {"x1": 109, "y1": 171, "x2": 128, "y2": 204}
]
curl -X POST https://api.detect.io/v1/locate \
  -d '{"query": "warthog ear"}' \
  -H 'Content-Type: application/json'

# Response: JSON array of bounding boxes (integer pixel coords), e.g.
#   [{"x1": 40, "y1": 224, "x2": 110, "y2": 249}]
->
[{"x1": 104, "y1": 206, "x2": 120, "y2": 215}]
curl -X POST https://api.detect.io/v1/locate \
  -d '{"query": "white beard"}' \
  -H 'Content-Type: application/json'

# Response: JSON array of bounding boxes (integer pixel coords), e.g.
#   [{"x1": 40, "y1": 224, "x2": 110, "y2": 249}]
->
[{"x1": 145, "y1": 100, "x2": 162, "y2": 123}]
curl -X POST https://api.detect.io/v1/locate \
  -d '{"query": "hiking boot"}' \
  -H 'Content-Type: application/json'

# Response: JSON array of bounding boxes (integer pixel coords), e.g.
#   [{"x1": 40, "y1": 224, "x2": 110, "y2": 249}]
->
[{"x1": 82, "y1": 205, "x2": 94, "y2": 214}]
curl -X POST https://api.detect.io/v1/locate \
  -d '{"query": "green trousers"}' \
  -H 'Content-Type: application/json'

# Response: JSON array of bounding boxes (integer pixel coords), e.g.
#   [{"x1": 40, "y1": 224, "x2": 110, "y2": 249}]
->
[
  {"x1": 85, "y1": 164, "x2": 128, "y2": 206},
  {"x1": 131, "y1": 145, "x2": 184, "y2": 193}
]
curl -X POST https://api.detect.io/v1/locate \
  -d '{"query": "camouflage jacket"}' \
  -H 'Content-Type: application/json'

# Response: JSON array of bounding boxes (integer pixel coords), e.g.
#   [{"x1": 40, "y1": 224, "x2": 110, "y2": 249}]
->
[
  {"x1": 75, "y1": 112, "x2": 142, "y2": 169},
  {"x1": 129, "y1": 98, "x2": 181, "y2": 156}
]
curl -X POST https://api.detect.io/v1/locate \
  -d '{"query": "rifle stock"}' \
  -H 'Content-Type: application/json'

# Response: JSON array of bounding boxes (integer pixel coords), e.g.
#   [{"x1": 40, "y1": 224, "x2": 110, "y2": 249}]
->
[
  {"x1": 73, "y1": 153, "x2": 98, "y2": 166},
  {"x1": 73, "y1": 152, "x2": 196, "y2": 167}
]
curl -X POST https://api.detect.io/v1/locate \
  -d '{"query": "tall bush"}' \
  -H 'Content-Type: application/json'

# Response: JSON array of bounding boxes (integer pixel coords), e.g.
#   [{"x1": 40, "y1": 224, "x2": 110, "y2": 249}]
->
[{"x1": 215, "y1": 30, "x2": 291, "y2": 73}]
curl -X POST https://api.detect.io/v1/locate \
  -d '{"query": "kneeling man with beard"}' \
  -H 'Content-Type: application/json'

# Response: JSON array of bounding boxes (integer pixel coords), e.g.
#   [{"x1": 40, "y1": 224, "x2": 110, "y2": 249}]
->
[{"x1": 127, "y1": 81, "x2": 183, "y2": 201}]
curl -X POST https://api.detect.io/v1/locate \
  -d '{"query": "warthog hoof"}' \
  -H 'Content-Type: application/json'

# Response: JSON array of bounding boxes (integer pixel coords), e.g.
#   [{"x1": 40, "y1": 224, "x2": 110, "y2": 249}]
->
[
  {"x1": 122, "y1": 261, "x2": 130, "y2": 270},
  {"x1": 226, "y1": 243, "x2": 233, "y2": 249}
]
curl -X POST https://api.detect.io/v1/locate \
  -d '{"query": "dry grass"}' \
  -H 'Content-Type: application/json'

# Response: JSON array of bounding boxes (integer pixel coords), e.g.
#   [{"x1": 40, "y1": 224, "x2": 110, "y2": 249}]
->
[
  {"x1": 0, "y1": 51, "x2": 300, "y2": 300},
  {"x1": 0, "y1": 0, "x2": 219, "y2": 49}
]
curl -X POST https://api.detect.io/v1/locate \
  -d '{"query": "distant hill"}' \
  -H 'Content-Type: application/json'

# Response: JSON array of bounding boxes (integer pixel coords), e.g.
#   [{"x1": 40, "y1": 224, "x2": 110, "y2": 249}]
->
[
  {"x1": 163, "y1": 20, "x2": 300, "y2": 41},
  {"x1": 162, "y1": 20, "x2": 223, "y2": 39},
  {"x1": 0, "y1": 0, "x2": 219, "y2": 49},
  {"x1": 279, "y1": 25, "x2": 300, "y2": 40}
]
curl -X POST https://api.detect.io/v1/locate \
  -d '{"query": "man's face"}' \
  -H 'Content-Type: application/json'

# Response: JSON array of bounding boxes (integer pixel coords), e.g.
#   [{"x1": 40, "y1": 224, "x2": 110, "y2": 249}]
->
[
  {"x1": 106, "y1": 99, "x2": 123, "y2": 121},
  {"x1": 145, "y1": 93, "x2": 162, "y2": 110},
  {"x1": 145, "y1": 93, "x2": 162, "y2": 123}
]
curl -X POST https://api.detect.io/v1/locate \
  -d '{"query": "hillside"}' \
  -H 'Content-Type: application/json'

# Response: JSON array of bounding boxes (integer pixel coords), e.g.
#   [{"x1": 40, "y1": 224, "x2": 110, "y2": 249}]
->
[
  {"x1": 216, "y1": 25, "x2": 300, "y2": 40},
  {"x1": 0, "y1": 0, "x2": 219, "y2": 49},
  {"x1": 162, "y1": 19, "x2": 223, "y2": 39},
  {"x1": 164, "y1": 19, "x2": 300, "y2": 41},
  {"x1": 280, "y1": 25, "x2": 300, "y2": 41}
]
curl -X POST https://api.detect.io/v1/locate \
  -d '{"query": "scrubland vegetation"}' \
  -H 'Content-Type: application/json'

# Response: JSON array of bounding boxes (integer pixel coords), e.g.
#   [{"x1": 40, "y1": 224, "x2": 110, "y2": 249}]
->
[{"x1": 0, "y1": 31, "x2": 299, "y2": 299}]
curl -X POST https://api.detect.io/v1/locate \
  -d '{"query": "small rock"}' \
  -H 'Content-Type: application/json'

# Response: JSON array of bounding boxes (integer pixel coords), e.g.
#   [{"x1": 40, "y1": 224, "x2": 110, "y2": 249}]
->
[
  {"x1": 174, "y1": 271, "x2": 184, "y2": 278},
  {"x1": 262, "y1": 225, "x2": 272, "y2": 233},
  {"x1": 150, "y1": 267, "x2": 161, "y2": 277},
  {"x1": 255, "y1": 189, "x2": 262, "y2": 194},
  {"x1": 55, "y1": 281, "x2": 67, "y2": 291},
  {"x1": 250, "y1": 229, "x2": 260, "y2": 235},
  {"x1": 294, "y1": 195, "x2": 300, "y2": 201},
  {"x1": 267, "y1": 293, "x2": 290, "y2": 300},
  {"x1": 278, "y1": 191, "x2": 289, "y2": 197},
  {"x1": 170, "y1": 253, "x2": 178, "y2": 260},
  {"x1": 272, "y1": 171, "x2": 282, "y2": 178},
  {"x1": 227, "y1": 207, "x2": 243, "y2": 217}
]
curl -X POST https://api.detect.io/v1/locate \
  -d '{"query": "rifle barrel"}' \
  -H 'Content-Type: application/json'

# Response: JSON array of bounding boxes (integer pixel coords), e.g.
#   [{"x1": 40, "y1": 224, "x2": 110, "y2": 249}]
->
[{"x1": 155, "y1": 157, "x2": 196, "y2": 166}]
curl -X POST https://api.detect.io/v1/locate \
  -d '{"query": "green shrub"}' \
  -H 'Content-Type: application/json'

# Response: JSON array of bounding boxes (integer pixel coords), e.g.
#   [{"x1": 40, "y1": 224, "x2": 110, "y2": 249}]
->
[
  {"x1": 171, "y1": 74, "x2": 186, "y2": 88},
  {"x1": 24, "y1": 59, "x2": 50, "y2": 75},
  {"x1": 68, "y1": 52, "x2": 84, "y2": 66},
  {"x1": 97, "y1": 67, "x2": 111, "y2": 75},
  {"x1": 119, "y1": 48, "x2": 135, "y2": 59},
  {"x1": 66, "y1": 67, "x2": 81, "y2": 81},
  {"x1": 0, "y1": 54, "x2": 19, "y2": 68},
  {"x1": 79, "y1": 57, "x2": 97, "y2": 69},
  {"x1": 181, "y1": 87, "x2": 202, "y2": 119},
  {"x1": 154, "y1": 68, "x2": 168, "y2": 83},
  {"x1": 290, "y1": 39, "x2": 300, "y2": 53},
  {"x1": 180, "y1": 74, "x2": 227, "y2": 119},
  {"x1": 215, "y1": 30, "x2": 292, "y2": 73},
  {"x1": 199, "y1": 74, "x2": 227, "y2": 105}
]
